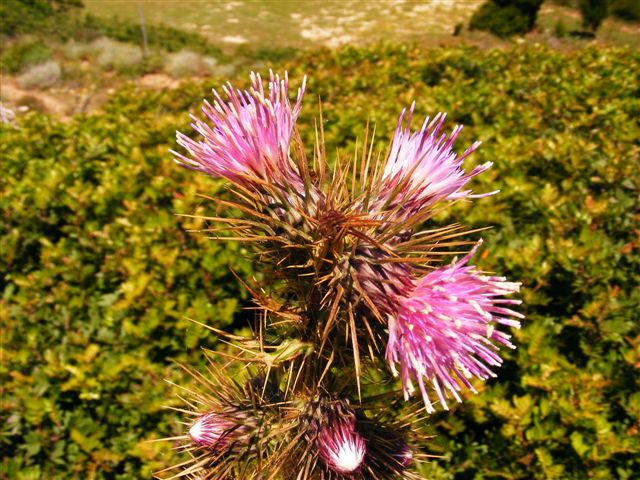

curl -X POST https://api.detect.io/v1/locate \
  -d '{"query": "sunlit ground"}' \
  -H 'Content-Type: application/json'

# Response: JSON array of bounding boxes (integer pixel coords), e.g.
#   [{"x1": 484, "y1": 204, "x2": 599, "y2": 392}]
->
[{"x1": 84, "y1": 0, "x2": 639, "y2": 49}]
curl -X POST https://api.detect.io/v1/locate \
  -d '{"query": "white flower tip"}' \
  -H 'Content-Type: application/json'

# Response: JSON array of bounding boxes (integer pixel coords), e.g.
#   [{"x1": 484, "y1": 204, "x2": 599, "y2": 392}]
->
[
  {"x1": 188, "y1": 417, "x2": 205, "y2": 443},
  {"x1": 320, "y1": 424, "x2": 366, "y2": 474},
  {"x1": 395, "y1": 444, "x2": 414, "y2": 467},
  {"x1": 333, "y1": 443, "x2": 365, "y2": 473}
]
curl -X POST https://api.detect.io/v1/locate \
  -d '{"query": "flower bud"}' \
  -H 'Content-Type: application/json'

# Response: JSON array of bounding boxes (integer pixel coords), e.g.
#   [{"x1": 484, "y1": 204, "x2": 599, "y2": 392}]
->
[
  {"x1": 188, "y1": 412, "x2": 240, "y2": 449},
  {"x1": 392, "y1": 441, "x2": 413, "y2": 467},
  {"x1": 318, "y1": 418, "x2": 366, "y2": 474}
]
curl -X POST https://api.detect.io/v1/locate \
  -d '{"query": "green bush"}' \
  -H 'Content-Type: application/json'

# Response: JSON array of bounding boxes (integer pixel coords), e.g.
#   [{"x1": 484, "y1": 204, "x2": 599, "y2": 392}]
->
[
  {"x1": 579, "y1": 0, "x2": 609, "y2": 31},
  {"x1": 0, "y1": 0, "x2": 82, "y2": 36},
  {"x1": 611, "y1": 0, "x2": 640, "y2": 21},
  {"x1": 234, "y1": 45, "x2": 300, "y2": 65},
  {"x1": 0, "y1": 40, "x2": 53, "y2": 74},
  {"x1": 2, "y1": 44, "x2": 639, "y2": 478},
  {"x1": 469, "y1": 0, "x2": 544, "y2": 37},
  {"x1": 554, "y1": 19, "x2": 568, "y2": 37},
  {"x1": 78, "y1": 15, "x2": 227, "y2": 62},
  {"x1": 1, "y1": 86, "x2": 254, "y2": 478},
  {"x1": 1, "y1": 4, "x2": 227, "y2": 64}
]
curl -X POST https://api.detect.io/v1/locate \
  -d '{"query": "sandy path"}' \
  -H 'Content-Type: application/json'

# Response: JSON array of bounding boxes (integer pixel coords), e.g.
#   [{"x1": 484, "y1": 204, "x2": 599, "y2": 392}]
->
[{"x1": 1, "y1": 76, "x2": 72, "y2": 117}]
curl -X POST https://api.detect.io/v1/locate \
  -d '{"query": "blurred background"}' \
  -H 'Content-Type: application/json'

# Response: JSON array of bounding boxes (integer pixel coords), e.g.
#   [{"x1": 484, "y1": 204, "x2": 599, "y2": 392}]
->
[{"x1": 1, "y1": 1, "x2": 639, "y2": 479}]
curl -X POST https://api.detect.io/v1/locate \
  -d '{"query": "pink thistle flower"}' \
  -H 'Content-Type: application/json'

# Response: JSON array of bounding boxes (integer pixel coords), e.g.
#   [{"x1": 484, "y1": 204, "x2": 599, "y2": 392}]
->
[
  {"x1": 188, "y1": 412, "x2": 242, "y2": 450},
  {"x1": 318, "y1": 418, "x2": 366, "y2": 474},
  {"x1": 174, "y1": 71, "x2": 306, "y2": 189},
  {"x1": 377, "y1": 105, "x2": 495, "y2": 218},
  {"x1": 385, "y1": 241, "x2": 523, "y2": 413}
]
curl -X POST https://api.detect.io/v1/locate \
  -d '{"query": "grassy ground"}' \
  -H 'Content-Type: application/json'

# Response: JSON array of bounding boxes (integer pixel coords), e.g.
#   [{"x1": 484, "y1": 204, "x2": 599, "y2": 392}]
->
[
  {"x1": 83, "y1": 0, "x2": 484, "y2": 48},
  {"x1": 84, "y1": 0, "x2": 639, "y2": 49},
  {"x1": 537, "y1": 3, "x2": 640, "y2": 47}
]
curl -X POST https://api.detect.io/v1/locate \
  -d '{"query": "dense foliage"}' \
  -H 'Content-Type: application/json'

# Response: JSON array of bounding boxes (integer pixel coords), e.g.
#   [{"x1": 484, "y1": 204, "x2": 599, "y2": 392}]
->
[
  {"x1": 77, "y1": 14, "x2": 226, "y2": 60},
  {"x1": 579, "y1": 0, "x2": 609, "y2": 31},
  {"x1": 0, "y1": 4, "x2": 227, "y2": 67},
  {"x1": 0, "y1": 9, "x2": 300, "y2": 76},
  {"x1": 1, "y1": 86, "x2": 255, "y2": 478},
  {"x1": 0, "y1": 39, "x2": 53, "y2": 74},
  {"x1": 0, "y1": 0, "x2": 83, "y2": 36},
  {"x1": 553, "y1": 0, "x2": 640, "y2": 22},
  {"x1": 610, "y1": 0, "x2": 640, "y2": 21},
  {"x1": 469, "y1": 0, "x2": 543, "y2": 37},
  {"x1": 2, "y1": 44, "x2": 639, "y2": 479}
]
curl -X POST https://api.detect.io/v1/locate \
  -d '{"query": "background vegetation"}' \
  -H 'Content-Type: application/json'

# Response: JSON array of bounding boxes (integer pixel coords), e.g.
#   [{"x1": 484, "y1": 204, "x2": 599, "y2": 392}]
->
[
  {"x1": 470, "y1": 0, "x2": 544, "y2": 37},
  {"x1": 1, "y1": 0, "x2": 637, "y2": 121},
  {"x1": 2, "y1": 41, "x2": 639, "y2": 479}
]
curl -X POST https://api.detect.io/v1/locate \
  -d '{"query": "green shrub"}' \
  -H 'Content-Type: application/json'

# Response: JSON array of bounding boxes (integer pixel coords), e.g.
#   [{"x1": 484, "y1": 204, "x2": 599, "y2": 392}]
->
[
  {"x1": 0, "y1": 5, "x2": 227, "y2": 64},
  {"x1": 0, "y1": 40, "x2": 53, "y2": 74},
  {"x1": 611, "y1": 0, "x2": 640, "y2": 21},
  {"x1": 579, "y1": 0, "x2": 609, "y2": 31},
  {"x1": 0, "y1": 0, "x2": 82, "y2": 36},
  {"x1": 554, "y1": 19, "x2": 568, "y2": 37},
  {"x1": 504, "y1": 0, "x2": 544, "y2": 30},
  {"x1": 2, "y1": 44, "x2": 639, "y2": 478},
  {"x1": 234, "y1": 45, "x2": 299, "y2": 65},
  {"x1": 1, "y1": 85, "x2": 255, "y2": 477},
  {"x1": 469, "y1": 0, "x2": 544, "y2": 37},
  {"x1": 79, "y1": 14, "x2": 227, "y2": 62}
]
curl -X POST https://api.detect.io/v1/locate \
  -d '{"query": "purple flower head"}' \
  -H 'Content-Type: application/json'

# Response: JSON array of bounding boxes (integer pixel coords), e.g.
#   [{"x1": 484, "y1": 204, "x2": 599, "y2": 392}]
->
[
  {"x1": 188, "y1": 412, "x2": 241, "y2": 450},
  {"x1": 174, "y1": 71, "x2": 306, "y2": 189},
  {"x1": 376, "y1": 105, "x2": 495, "y2": 218},
  {"x1": 391, "y1": 441, "x2": 413, "y2": 468},
  {"x1": 318, "y1": 418, "x2": 366, "y2": 474},
  {"x1": 385, "y1": 240, "x2": 523, "y2": 413}
]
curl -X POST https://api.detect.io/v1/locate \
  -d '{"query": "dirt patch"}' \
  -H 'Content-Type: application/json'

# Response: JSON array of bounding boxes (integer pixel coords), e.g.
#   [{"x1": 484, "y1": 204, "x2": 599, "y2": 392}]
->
[
  {"x1": 139, "y1": 73, "x2": 181, "y2": 90},
  {"x1": 1, "y1": 76, "x2": 72, "y2": 117},
  {"x1": 1, "y1": 72, "x2": 189, "y2": 120}
]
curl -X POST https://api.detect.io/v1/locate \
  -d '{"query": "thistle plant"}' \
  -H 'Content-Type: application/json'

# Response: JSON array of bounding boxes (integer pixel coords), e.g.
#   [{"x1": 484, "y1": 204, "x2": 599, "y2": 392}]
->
[{"x1": 158, "y1": 72, "x2": 522, "y2": 479}]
